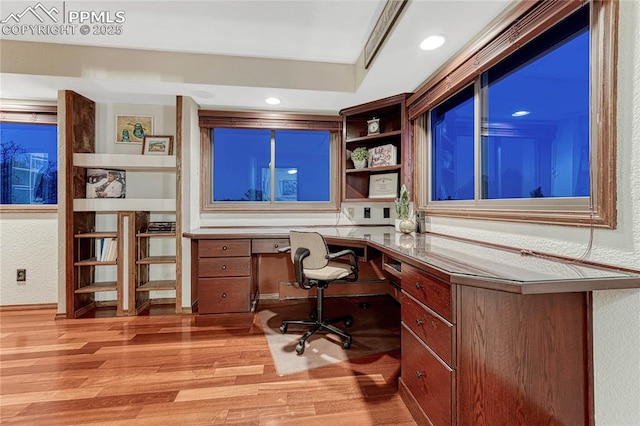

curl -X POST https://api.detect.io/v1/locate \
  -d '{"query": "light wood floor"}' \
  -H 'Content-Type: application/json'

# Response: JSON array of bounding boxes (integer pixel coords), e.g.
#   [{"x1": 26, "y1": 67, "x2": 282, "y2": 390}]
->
[{"x1": 0, "y1": 297, "x2": 416, "y2": 425}]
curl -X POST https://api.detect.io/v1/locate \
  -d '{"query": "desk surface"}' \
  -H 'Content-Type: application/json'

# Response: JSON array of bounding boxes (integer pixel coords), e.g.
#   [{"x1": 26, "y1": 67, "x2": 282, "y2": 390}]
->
[{"x1": 185, "y1": 226, "x2": 640, "y2": 294}]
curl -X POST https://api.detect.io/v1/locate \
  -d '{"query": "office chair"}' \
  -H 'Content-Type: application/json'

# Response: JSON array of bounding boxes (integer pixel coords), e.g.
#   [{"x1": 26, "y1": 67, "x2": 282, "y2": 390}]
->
[{"x1": 279, "y1": 230, "x2": 359, "y2": 355}]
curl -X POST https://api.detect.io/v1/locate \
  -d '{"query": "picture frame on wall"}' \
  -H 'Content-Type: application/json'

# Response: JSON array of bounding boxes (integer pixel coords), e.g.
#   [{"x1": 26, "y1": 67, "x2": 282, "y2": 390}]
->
[
  {"x1": 142, "y1": 135, "x2": 173, "y2": 155},
  {"x1": 116, "y1": 114, "x2": 153, "y2": 144}
]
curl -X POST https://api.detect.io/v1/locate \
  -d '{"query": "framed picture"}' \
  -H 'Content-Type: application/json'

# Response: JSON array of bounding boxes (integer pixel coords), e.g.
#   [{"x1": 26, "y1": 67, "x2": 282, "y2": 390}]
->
[
  {"x1": 368, "y1": 144, "x2": 397, "y2": 168},
  {"x1": 85, "y1": 168, "x2": 126, "y2": 198},
  {"x1": 116, "y1": 114, "x2": 153, "y2": 144},
  {"x1": 142, "y1": 135, "x2": 173, "y2": 155},
  {"x1": 369, "y1": 172, "x2": 398, "y2": 199}
]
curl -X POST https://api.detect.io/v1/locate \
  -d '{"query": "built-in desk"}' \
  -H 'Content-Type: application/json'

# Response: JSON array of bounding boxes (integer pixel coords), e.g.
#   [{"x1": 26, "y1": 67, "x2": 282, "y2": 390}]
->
[{"x1": 185, "y1": 226, "x2": 640, "y2": 426}]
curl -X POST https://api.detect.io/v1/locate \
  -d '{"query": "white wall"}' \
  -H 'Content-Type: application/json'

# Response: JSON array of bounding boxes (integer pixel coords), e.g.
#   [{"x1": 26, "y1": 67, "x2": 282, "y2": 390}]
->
[{"x1": 0, "y1": 212, "x2": 58, "y2": 305}]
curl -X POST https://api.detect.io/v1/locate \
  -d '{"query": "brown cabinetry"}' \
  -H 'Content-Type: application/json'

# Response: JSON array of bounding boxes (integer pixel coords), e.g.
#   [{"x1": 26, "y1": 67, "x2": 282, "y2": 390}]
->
[
  {"x1": 400, "y1": 263, "x2": 456, "y2": 426},
  {"x1": 193, "y1": 239, "x2": 257, "y2": 316},
  {"x1": 339, "y1": 93, "x2": 412, "y2": 201}
]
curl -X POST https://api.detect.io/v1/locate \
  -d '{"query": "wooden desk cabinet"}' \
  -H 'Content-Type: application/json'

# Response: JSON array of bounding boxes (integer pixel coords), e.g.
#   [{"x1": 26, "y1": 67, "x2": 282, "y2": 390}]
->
[
  {"x1": 192, "y1": 239, "x2": 255, "y2": 315},
  {"x1": 399, "y1": 263, "x2": 590, "y2": 426}
]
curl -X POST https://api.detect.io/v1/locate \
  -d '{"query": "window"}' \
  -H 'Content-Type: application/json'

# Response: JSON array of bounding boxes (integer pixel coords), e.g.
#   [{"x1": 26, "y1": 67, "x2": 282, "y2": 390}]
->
[
  {"x1": 200, "y1": 110, "x2": 341, "y2": 211},
  {"x1": 0, "y1": 106, "x2": 58, "y2": 208},
  {"x1": 410, "y1": 0, "x2": 617, "y2": 227}
]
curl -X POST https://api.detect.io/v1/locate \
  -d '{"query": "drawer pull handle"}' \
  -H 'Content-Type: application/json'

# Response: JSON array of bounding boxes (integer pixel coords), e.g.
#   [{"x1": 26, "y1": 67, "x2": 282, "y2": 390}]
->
[
  {"x1": 416, "y1": 371, "x2": 425, "y2": 379},
  {"x1": 222, "y1": 246, "x2": 228, "y2": 250},
  {"x1": 222, "y1": 265, "x2": 227, "y2": 270},
  {"x1": 274, "y1": 244, "x2": 279, "y2": 248},
  {"x1": 415, "y1": 282, "x2": 423, "y2": 290},
  {"x1": 221, "y1": 293, "x2": 227, "y2": 299},
  {"x1": 415, "y1": 319, "x2": 424, "y2": 326}
]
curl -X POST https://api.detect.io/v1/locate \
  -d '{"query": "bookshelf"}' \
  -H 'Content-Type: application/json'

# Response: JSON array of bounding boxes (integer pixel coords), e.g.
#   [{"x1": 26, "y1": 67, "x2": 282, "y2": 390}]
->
[
  {"x1": 60, "y1": 90, "x2": 182, "y2": 318},
  {"x1": 339, "y1": 93, "x2": 412, "y2": 202}
]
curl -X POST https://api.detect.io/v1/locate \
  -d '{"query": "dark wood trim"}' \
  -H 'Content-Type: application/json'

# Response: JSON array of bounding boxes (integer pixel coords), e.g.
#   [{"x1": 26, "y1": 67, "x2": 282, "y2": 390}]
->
[
  {"x1": 0, "y1": 104, "x2": 57, "y2": 124},
  {"x1": 199, "y1": 109, "x2": 342, "y2": 131},
  {"x1": 0, "y1": 303, "x2": 57, "y2": 311},
  {"x1": 407, "y1": 1, "x2": 583, "y2": 119},
  {"x1": 175, "y1": 96, "x2": 183, "y2": 314},
  {"x1": 411, "y1": 0, "x2": 618, "y2": 229}
]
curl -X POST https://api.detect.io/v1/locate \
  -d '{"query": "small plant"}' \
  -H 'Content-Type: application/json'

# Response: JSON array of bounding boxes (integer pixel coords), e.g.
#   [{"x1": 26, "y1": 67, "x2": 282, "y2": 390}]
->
[
  {"x1": 395, "y1": 184, "x2": 411, "y2": 220},
  {"x1": 350, "y1": 147, "x2": 369, "y2": 162}
]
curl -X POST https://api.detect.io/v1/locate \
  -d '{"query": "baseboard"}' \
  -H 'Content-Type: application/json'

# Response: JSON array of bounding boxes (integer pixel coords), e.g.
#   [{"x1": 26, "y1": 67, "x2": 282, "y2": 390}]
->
[{"x1": 0, "y1": 303, "x2": 57, "y2": 311}]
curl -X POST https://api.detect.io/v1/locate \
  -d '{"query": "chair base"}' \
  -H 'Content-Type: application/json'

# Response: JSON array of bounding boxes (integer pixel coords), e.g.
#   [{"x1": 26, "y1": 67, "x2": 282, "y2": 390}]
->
[
  {"x1": 280, "y1": 314, "x2": 353, "y2": 355},
  {"x1": 279, "y1": 283, "x2": 353, "y2": 355}
]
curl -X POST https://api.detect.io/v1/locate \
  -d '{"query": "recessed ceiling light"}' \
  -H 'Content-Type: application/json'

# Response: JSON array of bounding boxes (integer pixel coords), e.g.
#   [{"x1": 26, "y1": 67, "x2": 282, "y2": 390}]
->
[
  {"x1": 265, "y1": 97, "x2": 281, "y2": 105},
  {"x1": 420, "y1": 35, "x2": 446, "y2": 51},
  {"x1": 512, "y1": 110, "x2": 531, "y2": 117}
]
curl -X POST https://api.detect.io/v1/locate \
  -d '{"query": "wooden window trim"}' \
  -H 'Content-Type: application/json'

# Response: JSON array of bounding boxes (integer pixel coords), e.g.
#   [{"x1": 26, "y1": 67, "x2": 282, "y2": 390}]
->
[
  {"x1": 199, "y1": 110, "x2": 342, "y2": 212},
  {"x1": 410, "y1": 0, "x2": 618, "y2": 228}
]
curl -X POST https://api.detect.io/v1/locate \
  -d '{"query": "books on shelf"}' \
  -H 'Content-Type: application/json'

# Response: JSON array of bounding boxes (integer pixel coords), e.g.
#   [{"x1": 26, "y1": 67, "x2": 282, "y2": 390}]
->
[
  {"x1": 147, "y1": 221, "x2": 176, "y2": 234},
  {"x1": 95, "y1": 238, "x2": 118, "y2": 262},
  {"x1": 368, "y1": 144, "x2": 397, "y2": 168}
]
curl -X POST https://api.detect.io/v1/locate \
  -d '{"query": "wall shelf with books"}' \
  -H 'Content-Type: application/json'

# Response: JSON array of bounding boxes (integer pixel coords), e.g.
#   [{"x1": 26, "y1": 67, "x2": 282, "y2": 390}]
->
[
  {"x1": 340, "y1": 93, "x2": 412, "y2": 202},
  {"x1": 130, "y1": 211, "x2": 180, "y2": 315}
]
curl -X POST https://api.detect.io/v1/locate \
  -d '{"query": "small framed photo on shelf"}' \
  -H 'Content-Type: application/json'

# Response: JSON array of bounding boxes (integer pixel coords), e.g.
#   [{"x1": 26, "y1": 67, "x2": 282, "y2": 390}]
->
[
  {"x1": 85, "y1": 169, "x2": 126, "y2": 199},
  {"x1": 368, "y1": 172, "x2": 398, "y2": 199},
  {"x1": 116, "y1": 114, "x2": 153, "y2": 144},
  {"x1": 142, "y1": 135, "x2": 173, "y2": 155}
]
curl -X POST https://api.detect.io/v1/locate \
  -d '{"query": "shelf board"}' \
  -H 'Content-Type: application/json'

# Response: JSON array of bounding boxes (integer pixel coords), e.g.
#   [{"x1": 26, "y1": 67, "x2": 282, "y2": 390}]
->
[
  {"x1": 74, "y1": 281, "x2": 117, "y2": 293},
  {"x1": 74, "y1": 153, "x2": 176, "y2": 170},
  {"x1": 345, "y1": 130, "x2": 402, "y2": 143},
  {"x1": 74, "y1": 258, "x2": 117, "y2": 266},
  {"x1": 74, "y1": 198, "x2": 176, "y2": 212},
  {"x1": 74, "y1": 231, "x2": 117, "y2": 239},
  {"x1": 136, "y1": 280, "x2": 176, "y2": 292},
  {"x1": 137, "y1": 255, "x2": 176, "y2": 265},
  {"x1": 136, "y1": 232, "x2": 176, "y2": 238},
  {"x1": 343, "y1": 197, "x2": 395, "y2": 203},
  {"x1": 346, "y1": 165, "x2": 401, "y2": 174}
]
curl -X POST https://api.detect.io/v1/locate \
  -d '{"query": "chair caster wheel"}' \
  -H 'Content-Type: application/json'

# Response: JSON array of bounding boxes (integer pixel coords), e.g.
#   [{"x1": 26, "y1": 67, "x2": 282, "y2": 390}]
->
[
  {"x1": 342, "y1": 338, "x2": 352, "y2": 350},
  {"x1": 309, "y1": 311, "x2": 317, "y2": 321},
  {"x1": 279, "y1": 324, "x2": 288, "y2": 334},
  {"x1": 344, "y1": 316, "x2": 353, "y2": 327},
  {"x1": 296, "y1": 342, "x2": 305, "y2": 355}
]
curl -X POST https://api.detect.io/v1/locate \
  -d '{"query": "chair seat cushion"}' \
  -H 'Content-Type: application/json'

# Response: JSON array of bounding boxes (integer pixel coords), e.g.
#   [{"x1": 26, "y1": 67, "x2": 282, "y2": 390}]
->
[{"x1": 304, "y1": 261, "x2": 352, "y2": 281}]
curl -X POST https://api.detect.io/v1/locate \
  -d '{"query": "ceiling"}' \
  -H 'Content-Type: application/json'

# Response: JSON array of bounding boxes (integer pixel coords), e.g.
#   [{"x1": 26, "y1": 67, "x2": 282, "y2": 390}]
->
[{"x1": 0, "y1": 0, "x2": 513, "y2": 113}]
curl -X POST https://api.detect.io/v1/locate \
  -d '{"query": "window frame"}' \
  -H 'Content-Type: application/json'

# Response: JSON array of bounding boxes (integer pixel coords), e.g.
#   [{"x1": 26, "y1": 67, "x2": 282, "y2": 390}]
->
[
  {"x1": 409, "y1": 0, "x2": 617, "y2": 228},
  {"x1": 199, "y1": 110, "x2": 342, "y2": 212},
  {"x1": 0, "y1": 103, "x2": 58, "y2": 213}
]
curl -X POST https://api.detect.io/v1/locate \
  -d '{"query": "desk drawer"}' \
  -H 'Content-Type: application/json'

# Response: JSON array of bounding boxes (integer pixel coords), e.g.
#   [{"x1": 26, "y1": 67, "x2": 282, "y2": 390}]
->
[
  {"x1": 199, "y1": 239, "x2": 250, "y2": 258},
  {"x1": 252, "y1": 238, "x2": 290, "y2": 254},
  {"x1": 199, "y1": 257, "x2": 251, "y2": 277},
  {"x1": 198, "y1": 277, "x2": 250, "y2": 313},
  {"x1": 402, "y1": 325, "x2": 453, "y2": 426},
  {"x1": 402, "y1": 291, "x2": 453, "y2": 367},
  {"x1": 402, "y1": 263, "x2": 452, "y2": 322}
]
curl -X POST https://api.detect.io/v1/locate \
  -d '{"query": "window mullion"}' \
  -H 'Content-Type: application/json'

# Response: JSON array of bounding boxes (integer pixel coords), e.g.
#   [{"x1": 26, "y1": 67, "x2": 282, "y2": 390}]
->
[{"x1": 270, "y1": 130, "x2": 275, "y2": 204}]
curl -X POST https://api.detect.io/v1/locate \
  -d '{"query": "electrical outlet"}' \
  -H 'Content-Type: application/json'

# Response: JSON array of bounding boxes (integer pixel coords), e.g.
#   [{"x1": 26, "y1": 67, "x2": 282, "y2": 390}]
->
[
  {"x1": 383, "y1": 207, "x2": 390, "y2": 218},
  {"x1": 16, "y1": 269, "x2": 26, "y2": 282},
  {"x1": 364, "y1": 207, "x2": 371, "y2": 218}
]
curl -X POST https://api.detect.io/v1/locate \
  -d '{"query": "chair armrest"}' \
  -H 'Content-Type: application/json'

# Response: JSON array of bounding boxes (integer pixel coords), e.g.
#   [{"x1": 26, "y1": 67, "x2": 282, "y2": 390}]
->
[
  {"x1": 326, "y1": 249, "x2": 359, "y2": 282},
  {"x1": 278, "y1": 246, "x2": 291, "y2": 253},
  {"x1": 293, "y1": 247, "x2": 312, "y2": 289}
]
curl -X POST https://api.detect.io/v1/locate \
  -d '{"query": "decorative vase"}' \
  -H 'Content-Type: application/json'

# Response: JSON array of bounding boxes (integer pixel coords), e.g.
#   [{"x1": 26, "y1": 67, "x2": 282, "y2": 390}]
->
[
  {"x1": 353, "y1": 159, "x2": 367, "y2": 169},
  {"x1": 399, "y1": 219, "x2": 415, "y2": 234}
]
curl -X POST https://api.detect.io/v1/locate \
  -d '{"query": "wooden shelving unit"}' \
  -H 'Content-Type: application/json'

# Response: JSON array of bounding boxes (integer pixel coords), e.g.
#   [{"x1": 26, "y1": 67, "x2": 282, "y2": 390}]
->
[
  {"x1": 61, "y1": 90, "x2": 182, "y2": 318},
  {"x1": 339, "y1": 93, "x2": 412, "y2": 202}
]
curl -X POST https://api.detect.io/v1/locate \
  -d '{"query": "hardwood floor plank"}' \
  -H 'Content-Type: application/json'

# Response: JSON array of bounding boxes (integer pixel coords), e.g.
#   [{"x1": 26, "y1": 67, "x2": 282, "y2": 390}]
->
[{"x1": 0, "y1": 298, "x2": 417, "y2": 425}]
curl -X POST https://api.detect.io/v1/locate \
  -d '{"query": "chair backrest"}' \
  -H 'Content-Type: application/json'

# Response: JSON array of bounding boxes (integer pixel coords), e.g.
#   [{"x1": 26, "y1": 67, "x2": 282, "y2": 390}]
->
[{"x1": 289, "y1": 231, "x2": 328, "y2": 269}]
